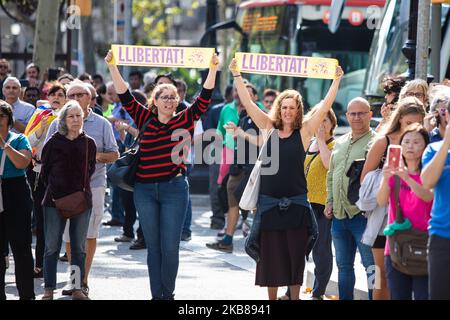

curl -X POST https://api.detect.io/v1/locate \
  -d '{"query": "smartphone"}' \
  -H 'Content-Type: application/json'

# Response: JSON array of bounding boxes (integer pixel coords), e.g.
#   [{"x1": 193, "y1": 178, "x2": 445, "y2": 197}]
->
[{"x1": 387, "y1": 145, "x2": 402, "y2": 169}]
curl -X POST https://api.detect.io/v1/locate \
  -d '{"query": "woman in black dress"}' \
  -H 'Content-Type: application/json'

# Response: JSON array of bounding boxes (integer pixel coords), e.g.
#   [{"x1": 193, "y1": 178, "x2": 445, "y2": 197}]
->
[{"x1": 229, "y1": 59, "x2": 343, "y2": 300}]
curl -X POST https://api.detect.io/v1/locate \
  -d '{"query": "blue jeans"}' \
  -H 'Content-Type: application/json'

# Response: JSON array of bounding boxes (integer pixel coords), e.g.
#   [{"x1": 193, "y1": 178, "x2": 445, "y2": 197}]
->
[
  {"x1": 43, "y1": 207, "x2": 91, "y2": 290},
  {"x1": 385, "y1": 255, "x2": 428, "y2": 300},
  {"x1": 182, "y1": 165, "x2": 192, "y2": 237},
  {"x1": 111, "y1": 185, "x2": 125, "y2": 224},
  {"x1": 134, "y1": 176, "x2": 189, "y2": 299},
  {"x1": 332, "y1": 213, "x2": 375, "y2": 300}
]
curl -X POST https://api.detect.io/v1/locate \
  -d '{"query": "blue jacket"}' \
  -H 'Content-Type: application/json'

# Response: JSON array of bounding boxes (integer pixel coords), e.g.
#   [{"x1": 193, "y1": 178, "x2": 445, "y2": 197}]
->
[{"x1": 245, "y1": 194, "x2": 318, "y2": 263}]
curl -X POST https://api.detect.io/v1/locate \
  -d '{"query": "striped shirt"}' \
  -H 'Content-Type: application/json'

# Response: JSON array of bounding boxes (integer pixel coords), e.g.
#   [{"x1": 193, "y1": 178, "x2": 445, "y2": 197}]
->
[{"x1": 118, "y1": 88, "x2": 212, "y2": 183}]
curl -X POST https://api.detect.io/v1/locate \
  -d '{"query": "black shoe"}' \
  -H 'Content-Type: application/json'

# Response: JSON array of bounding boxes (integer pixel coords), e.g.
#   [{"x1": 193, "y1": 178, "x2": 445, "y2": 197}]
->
[
  {"x1": 206, "y1": 240, "x2": 233, "y2": 253},
  {"x1": 62, "y1": 284, "x2": 74, "y2": 296},
  {"x1": 210, "y1": 221, "x2": 225, "y2": 230},
  {"x1": 114, "y1": 235, "x2": 134, "y2": 242},
  {"x1": 129, "y1": 238, "x2": 146, "y2": 250},
  {"x1": 59, "y1": 253, "x2": 68, "y2": 262},
  {"x1": 181, "y1": 233, "x2": 191, "y2": 241},
  {"x1": 102, "y1": 219, "x2": 123, "y2": 227}
]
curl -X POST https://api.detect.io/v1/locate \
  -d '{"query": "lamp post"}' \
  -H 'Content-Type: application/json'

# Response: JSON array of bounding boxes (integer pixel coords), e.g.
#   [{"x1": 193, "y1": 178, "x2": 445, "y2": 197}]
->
[
  {"x1": 10, "y1": 23, "x2": 21, "y2": 75},
  {"x1": 401, "y1": 0, "x2": 419, "y2": 80}
]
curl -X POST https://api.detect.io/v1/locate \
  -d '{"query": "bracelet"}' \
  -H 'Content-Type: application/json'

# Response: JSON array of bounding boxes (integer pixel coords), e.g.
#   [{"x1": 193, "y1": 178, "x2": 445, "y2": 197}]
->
[{"x1": 233, "y1": 74, "x2": 241, "y2": 78}]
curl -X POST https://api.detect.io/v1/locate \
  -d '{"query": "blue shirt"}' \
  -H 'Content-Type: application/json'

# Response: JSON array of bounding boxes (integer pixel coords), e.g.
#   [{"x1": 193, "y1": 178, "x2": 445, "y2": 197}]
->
[
  {"x1": 0, "y1": 132, "x2": 32, "y2": 178},
  {"x1": 422, "y1": 141, "x2": 450, "y2": 239},
  {"x1": 11, "y1": 99, "x2": 35, "y2": 133},
  {"x1": 429, "y1": 127, "x2": 442, "y2": 143},
  {"x1": 45, "y1": 109, "x2": 119, "y2": 188},
  {"x1": 111, "y1": 103, "x2": 134, "y2": 141}
]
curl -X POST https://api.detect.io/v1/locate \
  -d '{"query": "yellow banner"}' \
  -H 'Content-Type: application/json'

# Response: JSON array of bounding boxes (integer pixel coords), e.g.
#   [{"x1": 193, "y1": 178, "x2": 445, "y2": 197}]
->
[
  {"x1": 235, "y1": 52, "x2": 338, "y2": 79},
  {"x1": 110, "y1": 45, "x2": 215, "y2": 68}
]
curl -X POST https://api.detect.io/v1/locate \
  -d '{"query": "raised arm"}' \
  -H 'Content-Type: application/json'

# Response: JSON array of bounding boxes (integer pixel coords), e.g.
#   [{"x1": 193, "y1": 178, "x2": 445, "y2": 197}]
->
[
  {"x1": 105, "y1": 50, "x2": 128, "y2": 94},
  {"x1": 421, "y1": 119, "x2": 450, "y2": 189},
  {"x1": 302, "y1": 66, "x2": 343, "y2": 143},
  {"x1": 360, "y1": 136, "x2": 387, "y2": 183},
  {"x1": 229, "y1": 58, "x2": 272, "y2": 130},
  {"x1": 203, "y1": 53, "x2": 219, "y2": 90}
]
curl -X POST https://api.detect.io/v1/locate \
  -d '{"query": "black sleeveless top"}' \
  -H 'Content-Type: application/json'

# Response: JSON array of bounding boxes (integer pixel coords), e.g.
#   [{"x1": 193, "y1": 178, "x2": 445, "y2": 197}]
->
[
  {"x1": 260, "y1": 129, "x2": 307, "y2": 197},
  {"x1": 259, "y1": 129, "x2": 309, "y2": 230}
]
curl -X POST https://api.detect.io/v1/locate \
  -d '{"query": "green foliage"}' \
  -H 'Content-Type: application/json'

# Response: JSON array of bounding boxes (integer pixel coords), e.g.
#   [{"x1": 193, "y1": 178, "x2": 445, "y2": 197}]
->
[
  {"x1": 132, "y1": 0, "x2": 204, "y2": 99},
  {"x1": 133, "y1": 0, "x2": 199, "y2": 46}
]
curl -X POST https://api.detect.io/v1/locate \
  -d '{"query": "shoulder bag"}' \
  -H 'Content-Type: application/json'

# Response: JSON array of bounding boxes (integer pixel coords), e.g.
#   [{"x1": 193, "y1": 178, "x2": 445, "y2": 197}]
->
[
  {"x1": 107, "y1": 115, "x2": 153, "y2": 192},
  {"x1": 239, "y1": 128, "x2": 275, "y2": 211},
  {"x1": 388, "y1": 175, "x2": 428, "y2": 276},
  {"x1": 53, "y1": 138, "x2": 90, "y2": 219}
]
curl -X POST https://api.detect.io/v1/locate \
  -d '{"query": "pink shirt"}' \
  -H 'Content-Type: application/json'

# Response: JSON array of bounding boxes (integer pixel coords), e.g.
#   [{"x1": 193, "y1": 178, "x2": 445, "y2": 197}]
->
[{"x1": 384, "y1": 174, "x2": 432, "y2": 256}]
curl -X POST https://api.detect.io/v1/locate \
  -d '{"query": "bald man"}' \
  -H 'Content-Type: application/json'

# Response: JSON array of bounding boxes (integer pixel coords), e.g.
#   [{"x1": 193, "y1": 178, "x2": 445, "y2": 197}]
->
[{"x1": 325, "y1": 97, "x2": 375, "y2": 300}]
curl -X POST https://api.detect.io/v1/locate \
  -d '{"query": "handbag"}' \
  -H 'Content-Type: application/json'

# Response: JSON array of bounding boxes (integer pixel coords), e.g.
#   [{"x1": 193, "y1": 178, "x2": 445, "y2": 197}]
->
[
  {"x1": 107, "y1": 116, "x2": 153, "y2": 192},
  {"x1": 346, "y1": 158, "x2": 365, "y2": 205},
  {"x1": 239, "y1": 128, "x2": 274, "y2": 211},
  {"x1": 388, "y1": 175, "x2": 428, "y2": 276},
  {"x1": 53, "y1": 139, "x2": 90, "y2": 219}
]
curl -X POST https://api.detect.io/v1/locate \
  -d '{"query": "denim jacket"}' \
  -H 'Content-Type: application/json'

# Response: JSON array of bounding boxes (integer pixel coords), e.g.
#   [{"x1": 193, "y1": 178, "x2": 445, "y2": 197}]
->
[{"x1": 245, "y1": 194, "x2": 318, "y2": 263}]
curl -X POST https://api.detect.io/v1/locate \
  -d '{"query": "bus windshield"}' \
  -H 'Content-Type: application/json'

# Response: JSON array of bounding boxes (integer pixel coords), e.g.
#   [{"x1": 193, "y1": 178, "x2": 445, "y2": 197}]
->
[
  {"x1": 233, "y1": 2, "x2": 376, "y2": 127},
  {"x1": 364, "y1": 0, "x2": 450, "y2": 98},
  {"x1": 234, "y1": 4, "x2": 296, "y2": 92}
]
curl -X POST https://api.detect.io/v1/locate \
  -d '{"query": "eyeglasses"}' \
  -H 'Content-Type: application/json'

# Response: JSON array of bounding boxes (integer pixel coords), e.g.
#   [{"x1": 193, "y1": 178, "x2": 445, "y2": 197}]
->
[
  {"x1": 405, "y1": 91, "x2": 425, "y2": 99},
  {"x1": 347, "y1": 111, "x2": 369, "y2": 118},
  {"x1": 159, "y1": 95, "x2": 178, "y2": 102},
  {"x1": 67, "y1": 92, "x2": 88, "y2": 99},
  {"x1": 0, "y1": 65, "x2": 8, "y2": 69}
]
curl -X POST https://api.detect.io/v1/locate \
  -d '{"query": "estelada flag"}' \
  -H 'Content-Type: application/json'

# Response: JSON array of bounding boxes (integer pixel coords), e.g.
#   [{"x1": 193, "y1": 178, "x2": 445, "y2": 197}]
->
[{"x1": 24, "y1": 105, "x2": 57, "y2": 137}]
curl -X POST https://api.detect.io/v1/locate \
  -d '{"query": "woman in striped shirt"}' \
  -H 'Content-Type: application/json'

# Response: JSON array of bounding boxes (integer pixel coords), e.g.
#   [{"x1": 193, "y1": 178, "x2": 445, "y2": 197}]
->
[{"x1": 105, "y1": 50, "x2": 218, "y2": 300}]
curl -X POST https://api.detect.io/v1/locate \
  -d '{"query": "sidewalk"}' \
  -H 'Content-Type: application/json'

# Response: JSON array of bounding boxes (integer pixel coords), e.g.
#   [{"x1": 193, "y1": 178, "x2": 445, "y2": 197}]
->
[{"x1": 5, "y1": 196, "x2": 369, "y2": 300}]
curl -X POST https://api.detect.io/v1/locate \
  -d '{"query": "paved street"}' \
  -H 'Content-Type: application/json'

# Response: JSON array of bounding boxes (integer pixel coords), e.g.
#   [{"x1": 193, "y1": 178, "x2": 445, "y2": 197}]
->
[{"x1": 5, "y1": 196, "x2": 369, "y2": 300}]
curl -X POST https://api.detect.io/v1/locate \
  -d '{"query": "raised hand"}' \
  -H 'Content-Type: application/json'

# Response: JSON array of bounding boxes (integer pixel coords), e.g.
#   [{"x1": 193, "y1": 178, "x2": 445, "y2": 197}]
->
[
  {"x1": 105, "y1": 50, "x2": 114, "y2": 65},
  {"x1": 229, "y1": 58, "x2": 240, "y2": 76},
  {"x1": 211, "y1": 53, "x2": 219, "y2": 69},
  {"x1": 335, "y1": 66, "x2": 344, "y2": 79}
]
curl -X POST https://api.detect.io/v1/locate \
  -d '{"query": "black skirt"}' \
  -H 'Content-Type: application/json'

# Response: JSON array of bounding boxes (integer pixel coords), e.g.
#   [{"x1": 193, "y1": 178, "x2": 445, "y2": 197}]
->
[{"x1": 255, "y1": 225, "x2": 308, "y2": 287}]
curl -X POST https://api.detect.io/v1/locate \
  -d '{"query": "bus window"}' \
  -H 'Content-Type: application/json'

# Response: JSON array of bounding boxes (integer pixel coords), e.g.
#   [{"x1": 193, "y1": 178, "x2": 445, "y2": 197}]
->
[{"x1": 364, "y1": 0, "x2": 450, "y2": 99}]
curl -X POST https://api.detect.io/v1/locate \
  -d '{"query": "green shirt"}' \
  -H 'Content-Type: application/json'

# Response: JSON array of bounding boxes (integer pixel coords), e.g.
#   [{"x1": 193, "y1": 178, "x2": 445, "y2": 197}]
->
[
  {"x1": 216, "y1": 101, "x2": 264, "y2": 150},
  {"x1": 102, "y1": 104, "x2": 114, "y2": 118},
  {"x1": 326, "y1": 129, "x2": 375, "y2": 219}
]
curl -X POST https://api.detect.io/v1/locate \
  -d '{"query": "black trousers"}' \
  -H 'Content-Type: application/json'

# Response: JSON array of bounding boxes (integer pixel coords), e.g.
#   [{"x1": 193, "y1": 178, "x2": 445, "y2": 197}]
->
[
  {"x1": 0, "y1": 176, "x2": 35, "y2": 300},
  {"x1": 120, "y1": 188, "x2": 143, "y2": 239},
  {"x1": 29, "y1": 170, "x2": 46, "y2": 269},
  {"x1": 428, "y1": 234, "x2": 450, "y2": 300}
]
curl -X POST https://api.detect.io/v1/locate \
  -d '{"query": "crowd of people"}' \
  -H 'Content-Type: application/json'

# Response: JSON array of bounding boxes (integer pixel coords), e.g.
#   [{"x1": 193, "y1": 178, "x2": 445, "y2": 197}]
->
[{"x1": 1, "y1": 52, "x2": 450, "y2": 301}]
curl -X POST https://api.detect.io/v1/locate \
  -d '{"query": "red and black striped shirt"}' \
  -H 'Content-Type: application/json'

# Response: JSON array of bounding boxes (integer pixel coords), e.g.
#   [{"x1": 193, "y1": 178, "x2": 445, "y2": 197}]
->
[{"x1": 118, "y1": 88, "x2": 212, "y2": 183}]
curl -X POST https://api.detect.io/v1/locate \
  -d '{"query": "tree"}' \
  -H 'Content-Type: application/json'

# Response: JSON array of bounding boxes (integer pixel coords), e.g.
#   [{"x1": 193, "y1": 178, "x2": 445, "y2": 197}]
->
[
  {"x1": 32, "y1": 0, "x2": 61, "y2": 80},
  {"x1": 133, "y1": 0, "x2": 198, "y2": 45}
]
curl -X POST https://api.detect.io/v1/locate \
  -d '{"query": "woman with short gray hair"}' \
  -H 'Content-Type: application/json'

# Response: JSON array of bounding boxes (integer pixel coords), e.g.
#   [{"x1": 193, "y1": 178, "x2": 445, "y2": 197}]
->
[{"x1": 40, "y1": 100, "x2": 97, "y2": 300}]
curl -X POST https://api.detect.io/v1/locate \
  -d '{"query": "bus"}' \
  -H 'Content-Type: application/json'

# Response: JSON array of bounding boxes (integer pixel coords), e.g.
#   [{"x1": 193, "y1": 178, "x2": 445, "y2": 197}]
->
[
  {"x1": 205, "y1": 0, "x2": 386, "y2": 128},
  {"x1": 363, "y1": 0, "x2": 450, "y2": 100}
]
